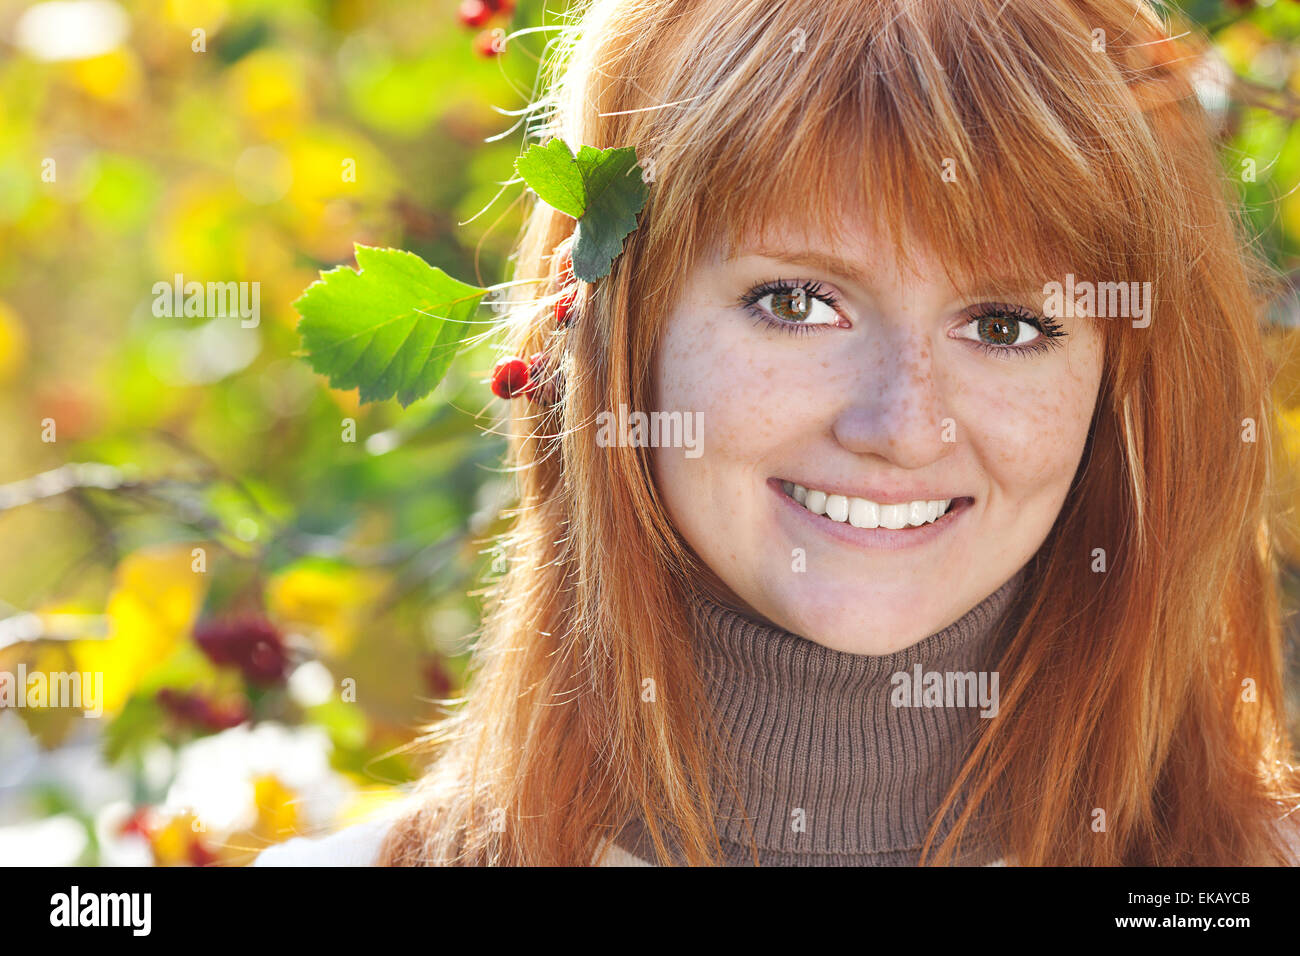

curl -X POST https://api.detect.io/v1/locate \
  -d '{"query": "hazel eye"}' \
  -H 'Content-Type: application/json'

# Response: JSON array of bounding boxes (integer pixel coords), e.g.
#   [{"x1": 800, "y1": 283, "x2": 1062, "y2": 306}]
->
[
  {"x1": 959, "y1": 312, "x2": 1041, "y2": 347},
  {"x1": 737, "y1": 278, "x2": 845, "y2": 334},
  {"x1": 954, "y1": 303, "x2": 1066, "y2": 357},
  {"x1": 755, "y1": 287, "x2": 838, "y2": 325}
]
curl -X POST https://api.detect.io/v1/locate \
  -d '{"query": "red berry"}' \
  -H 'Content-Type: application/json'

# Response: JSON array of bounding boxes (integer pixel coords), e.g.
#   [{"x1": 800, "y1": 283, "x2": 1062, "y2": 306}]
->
[
  {"x1": 120, "y1": 807, "x2": 154, "y2": 839},
  {"x1": 157, "y1": 688, "x2": 202, "y2": 724},
  {"x1": 458, "y1": 0, "x2": 492, "y2": 27},
  {"x1": 485, "y1": 0, "x2": 516, "y2": 13},
  {"x1": 193, "y1": 615, "x2": 288, "y2": 686},
  {"x1": 474, "y1": 28, "x2": 505, "y2": 57},
  {"x1": 156, "y1": 688, "x2": 250, "y2": 732},
  {"x1": 555, "y1": 288, "x2": 577, "y2": 327},
  {"x1": 198, "y1": 696, "x2": 251, "y2": 730},
  {"x1": 188, "y1": 839, "x2": 218, "y2": 867},
  {"x1": 491, "y1": 357, "x2": 529, "y2": 399},
  {"x1": 421, "y1": 657, "x2": 454, "y2": 697}
]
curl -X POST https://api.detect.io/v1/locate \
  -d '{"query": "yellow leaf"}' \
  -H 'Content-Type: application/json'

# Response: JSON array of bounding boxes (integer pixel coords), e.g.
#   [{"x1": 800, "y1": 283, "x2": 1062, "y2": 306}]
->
[
  {"x1": 0, "y1": 300, "x2": 28, "y2": 383},
  {"x1": 150, "y1": 811, "x2": 226, "y2": 867},
  {"x1": 150, "y1": 813, "x2": 198, "y2": 866},
  {"x1": 150, "y1": 173, "x2": 244, "y2": 277},
  {"x1": 163, "y1": 0, "x2": 229, "y2": 30},
  {"x1": 266, "y1": 565, "x2": 386, "y2": 658},
  {"x1": 72, "y1": 544, "x2": 209, "y2": 717},
  {"x1": 250, "y1": 774, "x2": 300, "y2": 842},
  {"x1": 69, "y1": 50, "x2": 142, "y2": 103},
  {"x1": 224, "y1": 50, "x2": 308, "y2": 139}
]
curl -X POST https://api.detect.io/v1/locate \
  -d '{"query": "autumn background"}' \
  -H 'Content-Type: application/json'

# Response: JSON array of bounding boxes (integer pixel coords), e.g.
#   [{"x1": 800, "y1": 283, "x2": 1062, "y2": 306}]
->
[{"x1": 2, "y1": 0, "x2": 1300, "y2": 866}]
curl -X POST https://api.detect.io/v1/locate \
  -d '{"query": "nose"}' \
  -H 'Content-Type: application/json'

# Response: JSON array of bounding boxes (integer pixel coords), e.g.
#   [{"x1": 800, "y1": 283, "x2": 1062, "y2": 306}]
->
[{"x1": 830, "y1": 329, "x2": 955, "y2": 469}]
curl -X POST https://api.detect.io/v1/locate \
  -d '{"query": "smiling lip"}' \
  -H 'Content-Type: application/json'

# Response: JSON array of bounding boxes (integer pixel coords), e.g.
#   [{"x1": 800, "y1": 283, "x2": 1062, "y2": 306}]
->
[{"x1": 769, "y1": 477, "x2": 973, "y2": 551}]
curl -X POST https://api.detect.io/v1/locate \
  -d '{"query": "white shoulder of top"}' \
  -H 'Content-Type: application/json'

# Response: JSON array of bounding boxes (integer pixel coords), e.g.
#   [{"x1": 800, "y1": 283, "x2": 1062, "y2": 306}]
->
[
  {"x1": 252, "y1": 823, "x2": 1007, "y2": 866},
  {"x1": 253, "y1": 816, "x2": 394, "y2": 867},
  {"x1": 252, "y1": 821, "x2": 651, "y2": 866},
  {"x1": 253, "y1": 809, "x2": 1300, "y2": 866}
]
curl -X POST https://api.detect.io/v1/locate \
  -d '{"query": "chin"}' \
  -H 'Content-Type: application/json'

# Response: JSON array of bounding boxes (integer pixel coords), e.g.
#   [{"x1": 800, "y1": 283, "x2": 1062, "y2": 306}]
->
[{"x1": 760, "y1": 578, "x2": 948, "y2": 656}]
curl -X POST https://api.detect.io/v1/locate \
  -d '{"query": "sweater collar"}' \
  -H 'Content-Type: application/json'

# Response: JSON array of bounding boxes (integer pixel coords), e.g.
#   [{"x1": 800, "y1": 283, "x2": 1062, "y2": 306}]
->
[{"x1": 618, "y1": 567, "x2": 1026, "y2": 865}]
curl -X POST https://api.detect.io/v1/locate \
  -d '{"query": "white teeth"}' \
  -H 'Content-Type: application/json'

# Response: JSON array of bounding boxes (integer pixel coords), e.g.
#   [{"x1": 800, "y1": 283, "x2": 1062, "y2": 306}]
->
[
  {"x1": 848, "y1": 497, "x2": 879, "y2": 529},
  {"x1": 880, "y1": 503, "x2": 908, "y2": 530},
  {"x1": 783, "y1": 482, "x2": 955, "y2": 529}
]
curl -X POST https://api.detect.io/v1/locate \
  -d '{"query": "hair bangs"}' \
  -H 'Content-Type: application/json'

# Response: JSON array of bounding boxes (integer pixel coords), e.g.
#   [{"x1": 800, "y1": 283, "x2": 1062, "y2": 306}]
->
[{"x1": 635, "y1": 0, "x2": 1178, "y2": 311}]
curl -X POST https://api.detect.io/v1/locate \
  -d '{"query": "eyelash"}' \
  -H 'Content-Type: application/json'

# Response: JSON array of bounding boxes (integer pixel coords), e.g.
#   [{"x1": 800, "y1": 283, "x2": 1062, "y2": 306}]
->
[
  {"x1": 736, "y1": 278, "x2": 843, "y2": 336},
  {"x1": 737, "y1": 279, "x2": 1067, "y2": 356},
  {"x1": 964, "y1": 303, "x2": 1068, "y2": 360}
]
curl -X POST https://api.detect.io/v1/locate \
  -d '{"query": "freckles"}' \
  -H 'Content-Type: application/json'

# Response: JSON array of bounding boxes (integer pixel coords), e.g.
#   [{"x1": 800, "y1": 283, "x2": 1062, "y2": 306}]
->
[
  {"x1": 894, "y1": 339, "x2": 937, "y2": 416},
  {"x1": 1055, "y1": 330, "x2": 1105, "y2": 437},
  {"x1": 910, "y1": 337, "x2": 932, "y2": 378},
  {"x1": 966, "y1": 360, "x2": 1096, "y2": 482},
  {"x1": 657, "y1": 312, "x2": 714, "y2": 402},
  {"x1": 659, "y1": 312, "x2": 779, "y2": 450}
]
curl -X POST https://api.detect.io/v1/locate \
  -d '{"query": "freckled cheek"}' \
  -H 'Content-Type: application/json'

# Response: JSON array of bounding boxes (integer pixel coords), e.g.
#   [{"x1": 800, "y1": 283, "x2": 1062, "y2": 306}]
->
[
  {"x1": 958, "y1": 368, "x2": 1098, "y2": 493},
  {"x1": 655, "y1": 320, "x2": 800, "y2": 457},
  {"x1": 651, "y1": 319, "x2": 773, "y2": 539}
]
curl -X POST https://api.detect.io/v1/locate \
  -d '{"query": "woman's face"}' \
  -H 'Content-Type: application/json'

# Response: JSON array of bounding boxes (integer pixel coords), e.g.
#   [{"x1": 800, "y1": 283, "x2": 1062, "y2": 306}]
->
[{"x1": 650, "y1": 219, "x2": 1104, "y2": 655}]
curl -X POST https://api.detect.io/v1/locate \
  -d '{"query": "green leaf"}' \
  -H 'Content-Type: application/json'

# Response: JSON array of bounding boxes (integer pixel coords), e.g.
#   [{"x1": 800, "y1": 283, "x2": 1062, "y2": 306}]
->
[
  {"x1": 514, "y1": 139, "x2": 649, "y2": 282},
  {"x1": 294, "y1": 244, "x2": 488, "y2": 408},
  {"x1": 513, "y1": 138, "x2": 588, "y2": 219}
]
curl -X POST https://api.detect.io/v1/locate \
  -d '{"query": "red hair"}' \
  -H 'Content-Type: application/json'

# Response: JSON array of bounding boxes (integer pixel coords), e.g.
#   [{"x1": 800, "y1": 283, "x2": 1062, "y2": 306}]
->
[{"x1": 380, "y1": 0, "x2": 1300, "y2": 866}]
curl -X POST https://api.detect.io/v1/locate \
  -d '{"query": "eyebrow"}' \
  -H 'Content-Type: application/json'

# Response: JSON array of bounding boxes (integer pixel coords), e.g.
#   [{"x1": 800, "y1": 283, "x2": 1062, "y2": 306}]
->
[
  {"x1": 728, "y1": 247, "x2": 869, "y2": 286},
  {"x1": 727, "y1": 246, "x2": 1049, "y2": 304}
]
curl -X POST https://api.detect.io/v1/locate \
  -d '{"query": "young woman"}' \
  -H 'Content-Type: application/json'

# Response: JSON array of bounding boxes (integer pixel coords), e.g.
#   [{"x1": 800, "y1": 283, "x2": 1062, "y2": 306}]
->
[{"x1": 257, "y1": 0, "x2": 1300, "y2": 866}]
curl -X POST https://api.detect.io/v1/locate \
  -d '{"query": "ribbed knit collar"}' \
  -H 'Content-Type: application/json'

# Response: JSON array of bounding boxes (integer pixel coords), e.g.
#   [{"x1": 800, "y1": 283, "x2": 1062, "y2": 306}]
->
[{"x1": 615, "y1": 567, "x2": 1026, "y2": 866}]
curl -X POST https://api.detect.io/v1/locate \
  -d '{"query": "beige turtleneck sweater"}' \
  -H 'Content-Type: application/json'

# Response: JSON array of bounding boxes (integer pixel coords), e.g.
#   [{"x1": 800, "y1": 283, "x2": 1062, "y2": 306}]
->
[{"x1": 607, "y1": 568, "x2": 1027, "y2": 866}]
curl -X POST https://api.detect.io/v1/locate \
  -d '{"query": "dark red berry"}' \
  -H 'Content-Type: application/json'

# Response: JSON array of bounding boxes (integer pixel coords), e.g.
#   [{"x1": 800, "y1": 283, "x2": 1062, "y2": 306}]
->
[
  {"x1": 156, "y1": 688, "x2": 250, "y2": 732},
  {"x1": 555, "y1": 287, "x2": 577, "y2": 327},
  {"x1": 458, "y1": 0, "x2": 492, "y2": 27},
  {"x1": 474, "y1": 28, "x2": 504, "y2": 57},
  {"x1": 491, "y1": 357, "x2": 529, "y2": 399},
  {"x1": 421, "y1": 657, "x2": 454, "y2": 697},
  {"x1": 193, "y1": 614, "x2": 288, "y2": 686},
  {"x1": 200, "y1": 697, "x2": 249, "y2": 730},
  {"x1": 157, "y1": 687, "x2": 202, "y2": 724},
  {"x1": 485, "y1": 0, "x2": 516, "y2": 13}
]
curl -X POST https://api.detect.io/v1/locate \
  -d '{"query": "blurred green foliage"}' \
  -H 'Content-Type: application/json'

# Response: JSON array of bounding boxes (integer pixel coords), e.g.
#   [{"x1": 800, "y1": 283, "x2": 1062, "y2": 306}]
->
[{"x1": 0, "y1": 0, "x2": 561, "y2": 865}]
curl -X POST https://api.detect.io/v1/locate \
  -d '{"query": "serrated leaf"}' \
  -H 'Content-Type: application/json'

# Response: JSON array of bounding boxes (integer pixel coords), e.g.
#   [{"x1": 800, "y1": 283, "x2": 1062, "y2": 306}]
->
[
  {"x1": 294, "y1": 245, "x2": 488, "y2": 408},
  {"x1": 569, "y1": 145, "x2": 647, "y2": 282},
  {"x1": 513, "y1": 138, "x2": 588, "y2": 219},
  {"x1": 515, "y1": 139, "x2": 649, "y2": 282}
]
